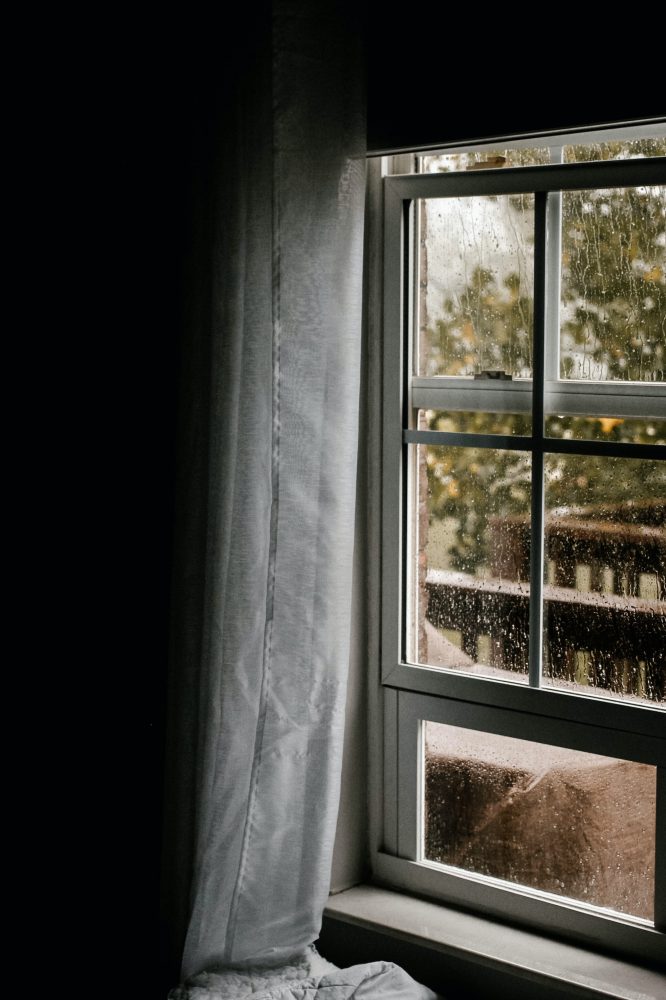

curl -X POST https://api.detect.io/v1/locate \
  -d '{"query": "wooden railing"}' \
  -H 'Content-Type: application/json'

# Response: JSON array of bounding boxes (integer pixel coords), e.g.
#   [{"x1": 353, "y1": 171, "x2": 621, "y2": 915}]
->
[{"x1": 425, "y1": 501, "x2": 665, "y2": 701}]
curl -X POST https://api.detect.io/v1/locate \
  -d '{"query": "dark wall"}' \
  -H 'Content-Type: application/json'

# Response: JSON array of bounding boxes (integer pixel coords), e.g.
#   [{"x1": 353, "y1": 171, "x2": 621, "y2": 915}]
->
[
  {"x1": 109, "y1": 31, "x2": 192, "y2": 1000},
  {"x1": 84, "y1": 12, "x2": 273, "y2": 995},
  {"x1": 365, "y1": 6, "x2": 664, "y2": 153}
]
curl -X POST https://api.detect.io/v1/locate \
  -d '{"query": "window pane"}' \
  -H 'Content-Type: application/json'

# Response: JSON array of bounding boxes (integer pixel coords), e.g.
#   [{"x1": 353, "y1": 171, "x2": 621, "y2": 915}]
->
[
  {"x1": 560, "y1": 185, "x2": 666, "y2": 383},
  {"x1": 543, "y1": 455, "x2": 666, "y2": 703},
  {"x1": 563, "y1": 136, "x2": 666, "y2": 165},
  {"x1": 421, "y1": 409, "x2": 532, "y2": 436},
  {"x1": 412, "y1": 445, "x2": 531, "y2": 679},
  {"x1": 420, "y1": 148, "x2": 551, "y2": 174},
  {"x1": 545, "y1": 414, "x2": 666, "y2": 444},
  {"x1": 423, "y1": 723, "x2": 656, "y2": 921},
  {"x1": 417, "y1": 196, "x2": 534, "y2": 378}
]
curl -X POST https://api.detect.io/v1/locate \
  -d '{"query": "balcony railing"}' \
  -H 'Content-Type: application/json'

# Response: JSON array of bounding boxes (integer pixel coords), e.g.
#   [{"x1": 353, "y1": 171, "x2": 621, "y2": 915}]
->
[{"x1": 425, "y1": 501, "x2": 665, "y2": 701}]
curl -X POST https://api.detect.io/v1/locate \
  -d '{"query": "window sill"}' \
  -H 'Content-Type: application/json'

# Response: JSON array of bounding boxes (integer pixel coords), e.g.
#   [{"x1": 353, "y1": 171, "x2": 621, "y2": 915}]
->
[{"x1": 321, "y1": 885, "x2": 665, "y2": 1000}]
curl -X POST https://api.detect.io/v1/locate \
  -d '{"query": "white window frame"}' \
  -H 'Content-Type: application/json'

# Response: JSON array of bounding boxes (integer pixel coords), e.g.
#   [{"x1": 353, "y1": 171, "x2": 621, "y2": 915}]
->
[{"x1": 375, "y1": 134, "x2": 666, "y2": 967}]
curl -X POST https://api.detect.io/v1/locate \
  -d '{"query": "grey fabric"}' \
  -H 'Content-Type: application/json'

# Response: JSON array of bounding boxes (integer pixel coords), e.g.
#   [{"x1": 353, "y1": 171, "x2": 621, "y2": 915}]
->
[
  {"x1": 170, "y1": 948, "x2": 437, "y2": 1000},
  {"x1": 164, "y1": 1, "x2": 440, "y2": 996},
  {"x1": 164, "y1": 0, "x2": 374, "y2": 983}
]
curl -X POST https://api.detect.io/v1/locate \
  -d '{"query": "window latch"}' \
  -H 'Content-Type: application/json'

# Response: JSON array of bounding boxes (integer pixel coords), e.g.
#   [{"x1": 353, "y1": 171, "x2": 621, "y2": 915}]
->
[{"x1": 473, "y1": 370, "x2": 513, "y2": 380}]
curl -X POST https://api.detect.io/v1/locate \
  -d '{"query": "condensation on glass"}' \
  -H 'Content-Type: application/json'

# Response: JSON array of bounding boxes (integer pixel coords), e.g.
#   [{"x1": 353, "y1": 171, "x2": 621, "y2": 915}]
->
[
  {"x1": 559, "y1": 185, "x2": 665, "y2": 384},
  {"x1": 416, "y1": 196, "x2": 534, "y2": 378},
  {"x1": 411, "y1": 445, "x2": 531, "y2": 679},
  {"x1": 423, "y1": 723, "x2": 656, "y2": 920},
  {"x1": 543, "y1": 456, "x2": 666, "y2": 703}
]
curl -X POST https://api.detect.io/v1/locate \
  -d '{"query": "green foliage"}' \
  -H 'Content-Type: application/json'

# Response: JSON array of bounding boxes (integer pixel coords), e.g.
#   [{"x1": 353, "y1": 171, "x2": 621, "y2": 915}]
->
[
  {"x1": 426, "y1": 443, "x2": 532, "y2": 574},
  {"x1": 561, "y1": 183, "x2": 665, "y2": 381},
  {"x1": 430, "y1": 267, "x2": 533, "y2": 378}
]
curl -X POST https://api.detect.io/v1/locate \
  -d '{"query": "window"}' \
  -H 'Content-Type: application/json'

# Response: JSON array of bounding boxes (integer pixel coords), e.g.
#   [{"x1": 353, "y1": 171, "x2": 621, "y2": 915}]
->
[{"x1": 377, "y1": 127, "x2": 666, "y2": 965}]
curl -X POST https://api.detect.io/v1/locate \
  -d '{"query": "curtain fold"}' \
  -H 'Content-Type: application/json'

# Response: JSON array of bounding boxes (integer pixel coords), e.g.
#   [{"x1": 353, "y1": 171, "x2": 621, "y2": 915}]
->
[{"x1": 163, "y1": 3, "x2": 435, "y2": 997}]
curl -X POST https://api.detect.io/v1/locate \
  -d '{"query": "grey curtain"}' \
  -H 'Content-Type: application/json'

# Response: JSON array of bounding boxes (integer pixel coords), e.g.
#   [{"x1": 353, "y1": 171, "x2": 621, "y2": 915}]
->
[{"x1": 162, "y1": 3, "x2": 435, "y2": 997}]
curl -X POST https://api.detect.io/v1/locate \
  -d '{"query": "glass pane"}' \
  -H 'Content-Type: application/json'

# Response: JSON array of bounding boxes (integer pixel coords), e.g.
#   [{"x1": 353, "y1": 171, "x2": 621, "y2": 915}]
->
[
  {"x1": 418, "y1": 196, "x2": 534, "y2": 378},
  {"x1": 563, "y1": 136, "x2": 666, "y2": 164},
  {"x1": 421, "y1": 409, "x2": 532, "y2": 436},
  {"x1": 545, "y1": 414, "x2": 666, "y2": 444},
  {"x1": 412, "y1": 445, "x2": 531, "y2": 679},
  {"x1": 543, "y1": 455, "x2": 666, "y2": 703},
  {"x1": 560, "y1": 185, "x2": 666, "y2": 383},
  {"x1": 423, "y1": 723, "x2": 656, "y2": 921},
  {"x1": 420, "y1": 148, "x2": 551, "y2": 173}
]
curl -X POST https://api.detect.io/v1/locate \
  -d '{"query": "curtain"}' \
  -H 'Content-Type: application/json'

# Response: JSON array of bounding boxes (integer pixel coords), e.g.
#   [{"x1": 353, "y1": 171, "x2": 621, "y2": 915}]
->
[{"x1": 162, "y1": 2, "x2": 435, "y2": 997}]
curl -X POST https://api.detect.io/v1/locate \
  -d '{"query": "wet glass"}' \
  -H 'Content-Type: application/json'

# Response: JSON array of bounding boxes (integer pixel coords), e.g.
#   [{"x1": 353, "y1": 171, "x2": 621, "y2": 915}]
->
[
  {"x1": 417, "y1": 196, "x2": 534, "y2": 378},
  {"x1": 559, "y1": 186, "x2": 666, "y2": 383},
  {"x1": 411, "y1": 445, "x2": 531, "y2": 678},
  {"x1": 419, "y1": 136, "x2": 666, "y2": 174},
  {"x1": 420, "y1": 148, "x2": 551, "y2": 173},
  {"x1": 421, "y1": 409, "x2": 532, "y2": 436},
  {"x1": 545, "y1": 414, "x2": 666, "y2": 445},
  {"x1": 543, "y1": 455, "x2": 666, "y2": 703},
  {"x1": 563, "y1": 137, "x2": 666, "y2": 165},
  {"x1": 423, "y1": 723, "x2": 656, "y2": 920}
]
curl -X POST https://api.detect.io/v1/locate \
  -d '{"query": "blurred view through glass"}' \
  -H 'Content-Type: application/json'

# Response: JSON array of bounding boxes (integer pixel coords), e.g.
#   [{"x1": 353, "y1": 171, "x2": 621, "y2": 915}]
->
[
  {"x1": 423, "y1": 723, "x2": 656, "y2": 920},
  {"x1": 414, "y1": 138, "x2": 666, "y2": 703}
]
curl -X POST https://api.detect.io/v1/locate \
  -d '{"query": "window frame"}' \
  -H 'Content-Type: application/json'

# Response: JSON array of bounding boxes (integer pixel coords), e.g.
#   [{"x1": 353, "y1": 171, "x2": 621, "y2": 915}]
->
[{"x1": 375, "y1": 143, "x2": 666, "y2": 966}]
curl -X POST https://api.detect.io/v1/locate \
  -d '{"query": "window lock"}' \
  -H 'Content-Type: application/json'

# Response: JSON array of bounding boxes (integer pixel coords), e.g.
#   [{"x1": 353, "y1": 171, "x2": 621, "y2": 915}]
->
[{"x1": 473, "y1": 370, "x2": 513, "y2": 380}]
